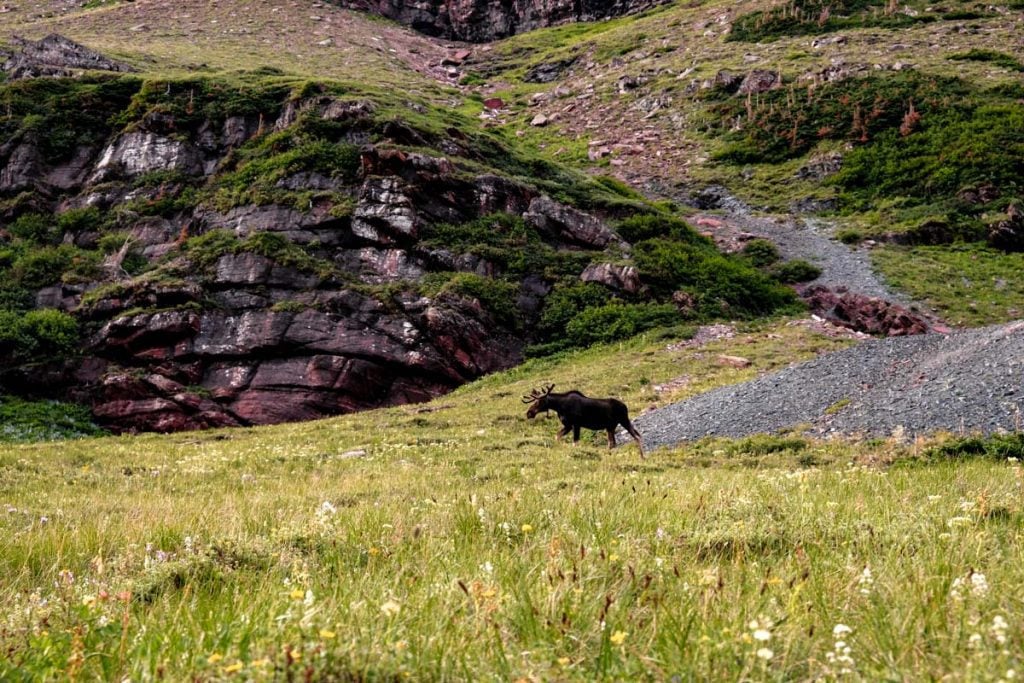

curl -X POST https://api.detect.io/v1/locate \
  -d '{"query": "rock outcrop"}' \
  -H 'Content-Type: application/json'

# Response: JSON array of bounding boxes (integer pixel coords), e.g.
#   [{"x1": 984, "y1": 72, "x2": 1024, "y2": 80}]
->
[
  {"x1": 332, "y1": 0, "x2": 670, "y2": 41},
  {"x1": 798, "y1": 285, "x2": 933, "y2": 337},
  {"x1": 1, "y1": 34, "x2": 135, "y2": 79},
  {"x1": 0, "y1": 82, "x2": 633, "y2": 433}
]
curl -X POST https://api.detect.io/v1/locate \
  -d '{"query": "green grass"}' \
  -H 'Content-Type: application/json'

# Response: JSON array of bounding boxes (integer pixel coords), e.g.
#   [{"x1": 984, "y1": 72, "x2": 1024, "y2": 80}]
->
[
  {"x1": 1, "y1": 321, "x2": 1022, "y2": 680},
  {"x1": 873, "y1": 244, "x2": 1024, "y2": 326}
]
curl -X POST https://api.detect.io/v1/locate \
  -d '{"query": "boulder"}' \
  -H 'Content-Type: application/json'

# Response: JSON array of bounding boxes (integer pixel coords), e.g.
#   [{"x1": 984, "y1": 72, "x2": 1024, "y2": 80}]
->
[
  {"x1": 737, "y1": 70, "x2": 782, "y2": 94},
  {"x1": 91, "y1": 132, "x2": 203, "y2": 181},
  {"x1": 2, "y1": 33, "x2": 135, "y2": 79},
  {"x1": 580, "y1": 263, "x2": 642, "y2": 293},
  {"x1": 524, "y1": 196, "x2": 624, "y2": 249},
  {"x1": 988, "y1": 202, "x2": 1024, "y2": 252},
  {"x1": 525, "y1": 58, "x2": 577, "y2": 83},
  {"x1": 799, "y1": 285, "x2": 932, "y2": 337},
  {"x1": 351, "y1": 176, "x2": 419, "y2": 244}
]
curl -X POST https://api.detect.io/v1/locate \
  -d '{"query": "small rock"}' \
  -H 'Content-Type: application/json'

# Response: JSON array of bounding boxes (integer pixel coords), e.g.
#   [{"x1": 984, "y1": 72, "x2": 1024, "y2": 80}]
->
[
  {"x1": 339, "y1": 449, "x2": 367, "y2": 459},
  {"x1": 483, "y1": 97, "x2": 504, "y2": 110},
  {"x1": 530, "y1": 114, "x2": 549, "y2": 127},
  {"x1": 716, "y1": 355, "x2": 752, "y2": 369}
]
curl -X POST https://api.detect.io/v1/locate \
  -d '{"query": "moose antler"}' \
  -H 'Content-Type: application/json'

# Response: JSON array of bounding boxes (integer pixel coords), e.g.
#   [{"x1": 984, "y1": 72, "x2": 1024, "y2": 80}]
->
[{"x1": 521, "y1": 384, "x2": 556, "y2": 403}]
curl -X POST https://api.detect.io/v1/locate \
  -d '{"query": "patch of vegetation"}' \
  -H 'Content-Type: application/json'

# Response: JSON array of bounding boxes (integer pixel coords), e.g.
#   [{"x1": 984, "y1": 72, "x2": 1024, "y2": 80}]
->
[
  {"x1": 948, "y1": 49, "x2": 1024, "y2": 72},
  {"x1": 741, "y1": 239, "x2": 781, "y2": 268},
  {"x1": 713, "y1": 72, "x2": 971, "y2": 165},
  {"x1": 0, "y1": 395, "x2": 105, "y2": 443},
  {"x1": 422, "y1": 213, "x2": 589, "y2": 279},
  {"x1": 770, "y1": 259, "x2": 822, "y2": 283},
  {"x1": 0, "y1": 308, "x2": 80, "y2": 362},
  {"x1": 632, "y1": 237, "x2": 799, "y2": 317},
  {"x1": 873, "y1": 244, "x2": 1024, "y2": 326},
  {"x1": 925, "y1": 433, "x2": 1024, "y2": 460},
  {"x1": 563, "y1": 301, "x2": 680, "y2": 348},
  {"x1": 434, "y1": 273, "x2": 520, "y2": 328},
  {"x1": 0, "y1": 76, "x2": 141, "y2": 162},
  {"x1": 714, "y1": 72, "x2": 1024, "y2": 245},
  {"x1": 728, "y1": 0, "x2": 933, "y2": 42},
  {"x1": 181, "y1": 229, "x2": 334, "y2": 279}
]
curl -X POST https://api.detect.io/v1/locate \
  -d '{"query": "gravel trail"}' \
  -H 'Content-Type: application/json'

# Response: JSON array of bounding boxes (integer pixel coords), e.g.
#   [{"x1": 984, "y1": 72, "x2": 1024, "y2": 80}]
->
[
  {"x1": 695, "y1": 211, "x2": 911, "y2": 304},
  {"x1": 634, "y1": 321, "x2": 1024, "y2": 449}
]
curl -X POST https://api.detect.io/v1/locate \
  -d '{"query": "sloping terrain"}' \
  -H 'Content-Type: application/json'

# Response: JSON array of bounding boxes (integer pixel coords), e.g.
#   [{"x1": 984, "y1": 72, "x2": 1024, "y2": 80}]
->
[
  {"x1": 1, "y1": 0, "x2": 1023, "y2": 438},
  {"x1": 636, "y1": 320, "x2": 1024, "y2": 448}
]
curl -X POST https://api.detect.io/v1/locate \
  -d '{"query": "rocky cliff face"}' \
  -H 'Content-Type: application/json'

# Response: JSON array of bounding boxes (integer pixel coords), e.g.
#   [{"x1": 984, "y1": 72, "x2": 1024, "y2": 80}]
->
[
  {"x1": 334, "y1": 0, "x2": 669, "y2": 41},
  {"x1": 0, "y1": 75, "x2": 637, "y2": 433}
]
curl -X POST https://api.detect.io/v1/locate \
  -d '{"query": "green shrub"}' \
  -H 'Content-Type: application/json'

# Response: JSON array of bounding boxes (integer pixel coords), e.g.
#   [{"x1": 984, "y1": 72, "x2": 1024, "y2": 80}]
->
[
  {"x1": 57, "y1": 206, "x2": 103, "y2": 234},
  {"x1": 11, "y1": 246, "x2": 74, "y2": 288},
  {"x1": 632, "y1": 238, "x2": 798, "y2": 316},
  {"x1": 564, "y1": 302, "x2": 679, "y2": 348},
  {"x1": 0, "y1": 395, "x2": 105, "y2": 443},
  {"x1": 536, "y1": 281, "x2": 612, "y2": 339},
  {"x1": 438, "y1": 273, "x2": 520, "y2": 328},
  {"x1": 0, "y1": 308, "x2": 79, "y2": 360},
  {"x1": 948, "y1": 49, "x2": 1024, "y2": 72},
  {"x1": 8, "y1": 214, "x2": 58, "y2": 244},
  {"x1": 615, "y1": 214, "x2": 709, "y2": 245},
  {"x1": 925, "y1": 433, "x2": 1024, "y2": 461},
  {"x1": 741, "y1": 239, "x2": 781, "y2": 268},
  {"x1": 771, "y1": 259, "x2": 822, "y2": 283},
  {"x1": 20, "y1": 309, "x2": 79, "y2": 355},
  {"x1": 183, "y1": 230, "x2": 241, "y2": 269}
]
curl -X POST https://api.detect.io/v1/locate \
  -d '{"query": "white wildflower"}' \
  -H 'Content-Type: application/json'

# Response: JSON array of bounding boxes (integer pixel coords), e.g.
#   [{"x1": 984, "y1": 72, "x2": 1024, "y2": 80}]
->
[
  {"x1": 381, "y1": 599, "x2": 401, "y2": 617},
  {"x1": 991, "y1": 615, "x2": 1009, "y2": 645},
  {"x1": 833, "y1": 624, "x2": 853, "y2": 638},
  {"x1": 857, "y1": 567, "x2": 874, "y2": 596},
  {"x1": 756, "y1": 648, "x2": 774, "y2": 660},
  {"x1": 753, "y1": 629, "x2": 772, "y2": 642},
  {"x1": 970, "y1": 572, "x2": 990, "y2": 598},
  {"x1": 480, "y1": 561, "x2": 494, "y2": 575}
]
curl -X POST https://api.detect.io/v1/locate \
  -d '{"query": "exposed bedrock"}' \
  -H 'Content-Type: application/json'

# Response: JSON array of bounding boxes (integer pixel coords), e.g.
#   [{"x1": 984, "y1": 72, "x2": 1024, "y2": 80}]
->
[{"x1": 332, "y1": 0, "x2": 670, "y2": 41}]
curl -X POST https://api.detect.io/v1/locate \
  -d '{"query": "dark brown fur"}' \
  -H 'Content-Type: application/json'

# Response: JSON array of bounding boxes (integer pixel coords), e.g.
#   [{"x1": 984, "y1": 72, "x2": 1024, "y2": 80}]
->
[{"x1": 523, "y1": 384, "x2": 644, "y2": 457}]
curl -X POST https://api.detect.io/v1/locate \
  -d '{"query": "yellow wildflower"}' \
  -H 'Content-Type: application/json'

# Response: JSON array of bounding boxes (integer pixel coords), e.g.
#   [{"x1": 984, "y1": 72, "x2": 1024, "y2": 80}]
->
[
  {"x1": 207, "y1": 653, "x2": 224, "y2": 664},
  {"x1": 557, "y1": 657, "x2": 571, "y2": 666},
  {"x1": 610, "y1": 631, "x2": 628, "y2": 646},
  {"x1": 521, "y1": 524, "x2": 534, "y2": 533},
  {"x1": 320, "y1": 629, "x2": 337, "y2": 640},
  {"x1": 289, "y1": 588, "x2": 305, "y2": 600},
  {"x1": 222, "y1": 662, "x2": 244, "y2": 674}
]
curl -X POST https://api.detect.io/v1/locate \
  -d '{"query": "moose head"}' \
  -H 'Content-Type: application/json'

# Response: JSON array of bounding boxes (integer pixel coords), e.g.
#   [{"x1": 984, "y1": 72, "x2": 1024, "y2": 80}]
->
[{"x1": 522, "y1": 384, "x2": 555, "y2": 419}]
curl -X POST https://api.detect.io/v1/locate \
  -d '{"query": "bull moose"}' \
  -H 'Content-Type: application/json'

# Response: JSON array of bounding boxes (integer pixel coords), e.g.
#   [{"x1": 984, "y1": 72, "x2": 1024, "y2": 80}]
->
[{"x1": 523, "y1": 384, "x2": 644, "y2": 457}]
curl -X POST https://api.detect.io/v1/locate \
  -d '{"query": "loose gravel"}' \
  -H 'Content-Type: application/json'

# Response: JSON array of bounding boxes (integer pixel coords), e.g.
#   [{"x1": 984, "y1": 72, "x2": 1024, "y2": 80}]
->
[{"x1": 634, "y1": 321, "x2": 1024, "y2": 449}]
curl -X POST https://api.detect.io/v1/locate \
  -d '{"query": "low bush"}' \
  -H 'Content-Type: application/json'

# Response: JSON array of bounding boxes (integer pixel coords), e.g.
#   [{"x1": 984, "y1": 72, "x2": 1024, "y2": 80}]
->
[
  {"x1": 564, "y1": 302, "x2": 680, "y2": 348},
  {"x1": 741, "y1": 239, "x2": 781, "y2": 268},
  {"x1": 0, "y1": 308, "x2": 79, "y2": 361},
  {"x1": 771, "y1": 259, "x2": 822, "y2": 283},
  {"x1": 925, "y1": 433, "x2": 1024, "y2": 461},
  {"x1": 0, "y1": 395, "x2": 105, "y2": 442},
  {"x1": 632, "y1": 238, "x2": 798, "y2": 316}
]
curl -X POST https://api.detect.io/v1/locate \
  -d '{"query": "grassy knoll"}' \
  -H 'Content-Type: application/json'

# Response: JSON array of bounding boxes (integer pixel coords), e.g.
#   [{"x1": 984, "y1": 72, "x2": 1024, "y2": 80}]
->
[{"x1": 3, "y1": 321, "x2": 1023, "y2": 680}]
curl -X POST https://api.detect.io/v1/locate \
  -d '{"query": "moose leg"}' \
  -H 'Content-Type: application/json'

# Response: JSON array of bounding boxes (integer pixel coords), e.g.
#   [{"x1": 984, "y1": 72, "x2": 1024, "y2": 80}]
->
[
  {"x1": 606, "y1": 429, "x2": 617, "y2": 449},
  {"x1": 623, "y1": 420, "x2": 645, "y2": 458},
  {"x1": 572, "y1": 425, "x2": 581, "y2": 446},
  {"x1": 555, "y1": 424, "x2": 572, "y2": 442}
]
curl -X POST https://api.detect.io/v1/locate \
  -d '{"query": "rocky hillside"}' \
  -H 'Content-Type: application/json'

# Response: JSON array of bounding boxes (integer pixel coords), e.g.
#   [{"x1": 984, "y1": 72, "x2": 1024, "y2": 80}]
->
[
  {"x1": 1, "y1": 0, "x2": 1022, "y2": 438},
  {"x1": 331, "y1": 0, "x2": 670, "y2": 41},
  {"x1": 0, "y1": 40, "x2": 805, "y2": 433}
]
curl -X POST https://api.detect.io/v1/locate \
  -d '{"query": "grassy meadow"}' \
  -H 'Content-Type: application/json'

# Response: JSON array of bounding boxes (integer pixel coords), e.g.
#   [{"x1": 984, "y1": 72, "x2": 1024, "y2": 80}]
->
[{"x1": 2, "y1": 321, "x2": 1023, "y2": 680}]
